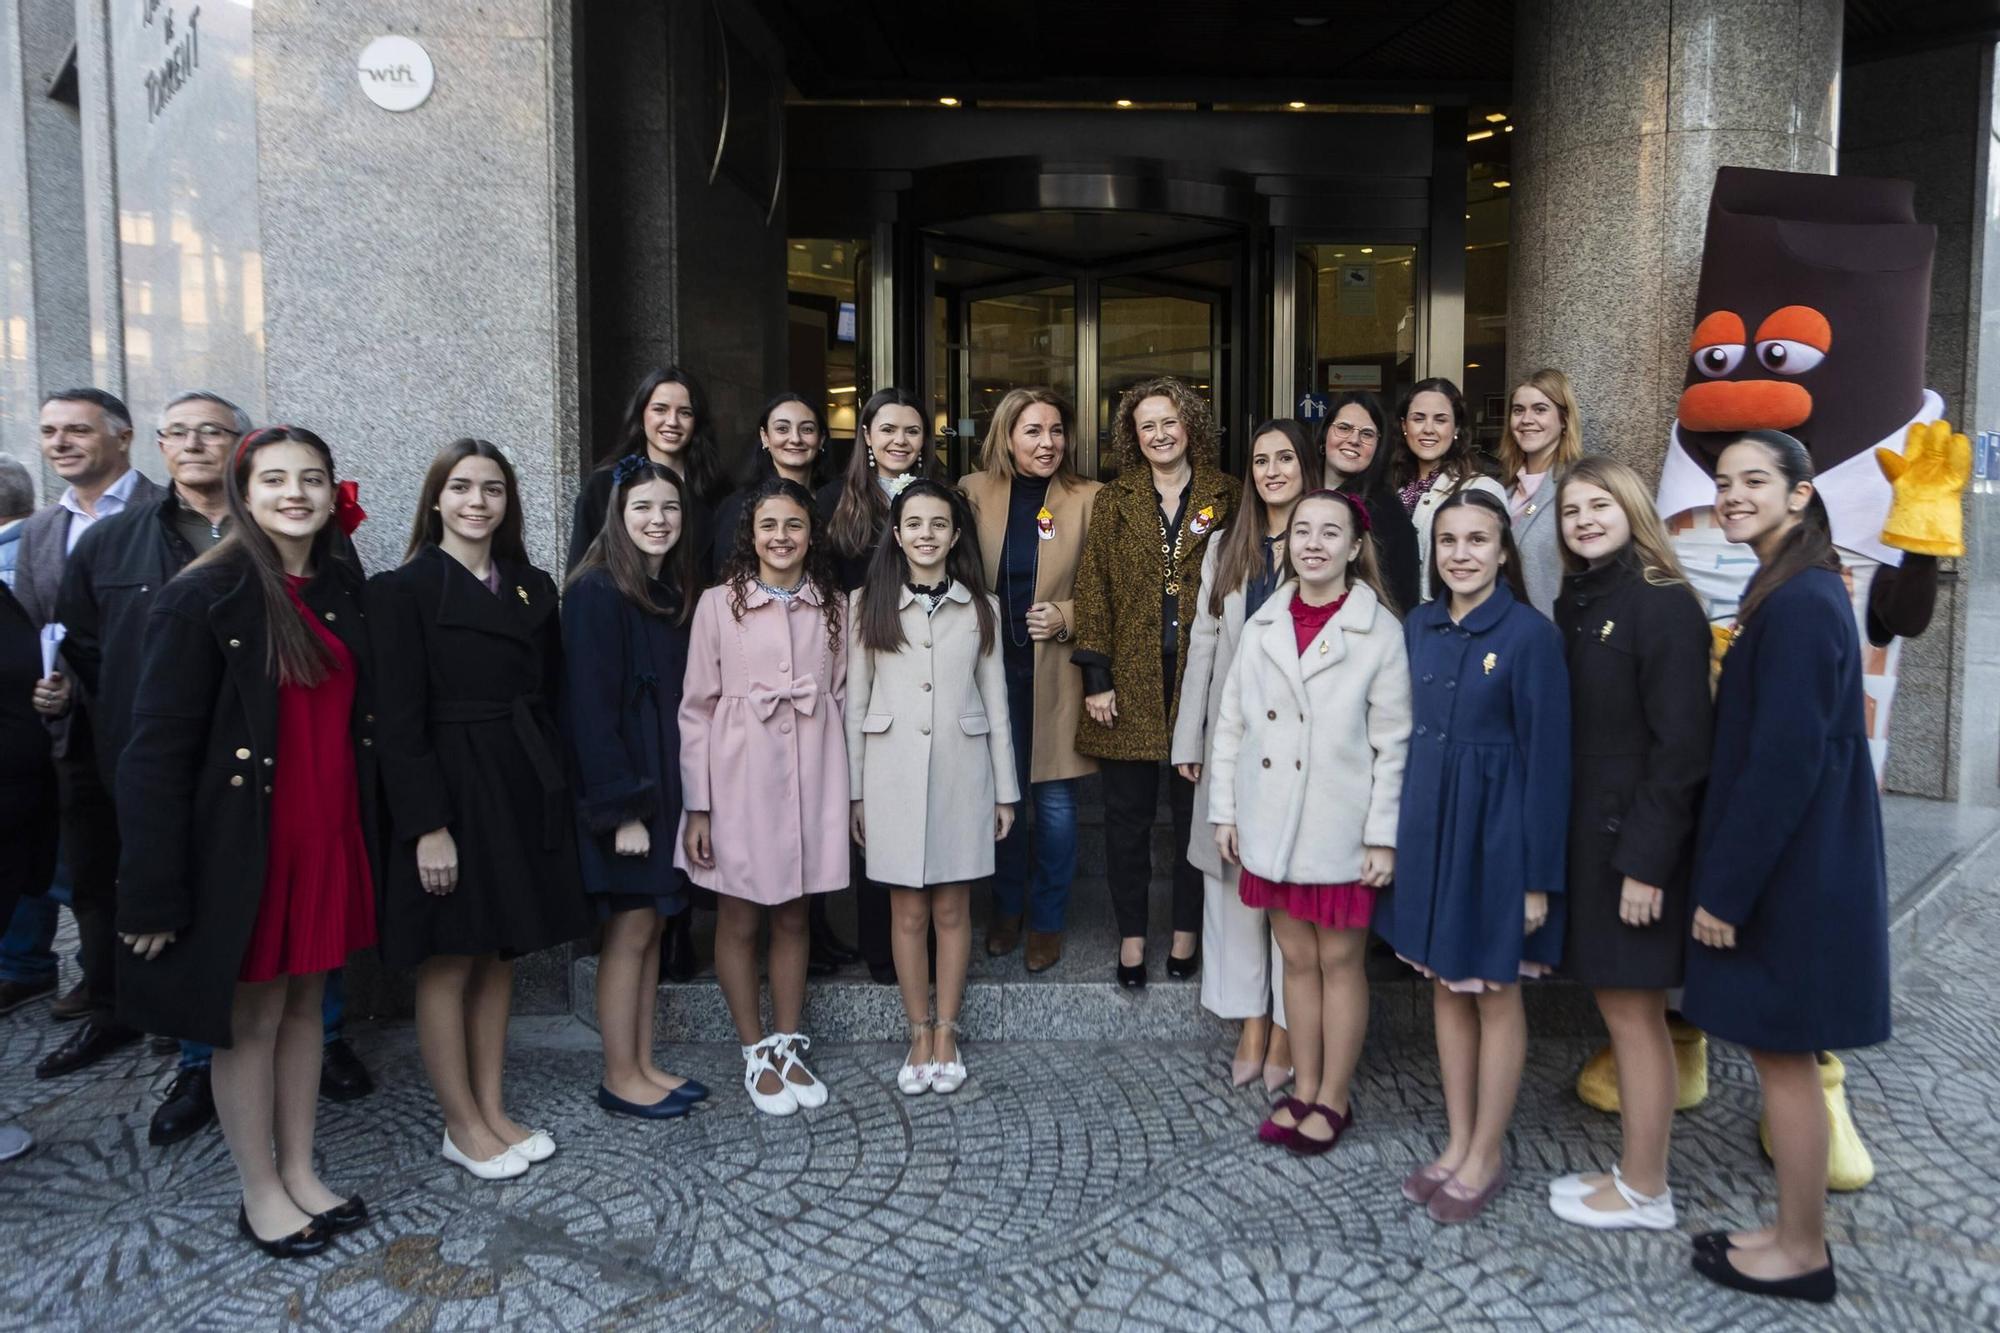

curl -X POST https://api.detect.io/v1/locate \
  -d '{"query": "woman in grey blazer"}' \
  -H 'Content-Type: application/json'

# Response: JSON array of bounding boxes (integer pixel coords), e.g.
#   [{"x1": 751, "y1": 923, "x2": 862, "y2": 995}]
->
[{"x1": 1499, "y1": 368, "x2": 1585, "y2": 617}]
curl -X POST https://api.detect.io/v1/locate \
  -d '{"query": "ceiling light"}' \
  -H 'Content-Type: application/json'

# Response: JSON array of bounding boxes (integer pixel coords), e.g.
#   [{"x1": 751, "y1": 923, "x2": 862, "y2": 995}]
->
[
  {"x1": 1287, "y1": 101, "x2": 1307, "y2": 110},
  {"x1": 1493, "y1": 179, "x2": 1510, "y2": 189},
  {"x1": 1466, "y1": 362, "x2": 1482, "y2": 369},
  {"x1": 1504, "y1": 124, "x2": 1514, "y2": 132},
  {"x1": 828, "y1": 385, "x2": 856, "y2": 394},
  {"x1": 1466, "y1": 129, "x2": 1494, "y2": 142},
  {"x1": 1484, "y1": 112, "x2": 1508, "y2": 123},
  {"x1": 791, "y1": 242, "x2": 807, "y2": 250},
  {"x1": 1115, "y1": 99, "x2": 1134, "y2": 108},
  {"x1": 1360, "y1": 247, "x2": 1374, "y2": 254},
  {"x1": 938, "y1": 97, "x2": 960, "y2": 107}
]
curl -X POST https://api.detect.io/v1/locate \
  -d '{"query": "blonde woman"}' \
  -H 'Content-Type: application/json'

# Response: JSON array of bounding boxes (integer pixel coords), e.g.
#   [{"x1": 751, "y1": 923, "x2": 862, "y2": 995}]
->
[
  {"x1": 1499, "y1": 369, "x2": 1585, "y2": 616},
  {"x1": 961, "y1": 388, "x2": 1101, "y2": 971}
]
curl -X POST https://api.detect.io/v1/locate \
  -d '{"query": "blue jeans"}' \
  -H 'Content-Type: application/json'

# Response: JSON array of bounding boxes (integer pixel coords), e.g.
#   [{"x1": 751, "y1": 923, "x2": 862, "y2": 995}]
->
[
  {"x1": 179, "y1": 970, "x2": 349, "y2": 1070},
  {"x1": 991, "y1": 661, "x2": 1080, "y2": 933},
  {"x1": 0, "y1": 846, "x2": 72, "y2": 986}
]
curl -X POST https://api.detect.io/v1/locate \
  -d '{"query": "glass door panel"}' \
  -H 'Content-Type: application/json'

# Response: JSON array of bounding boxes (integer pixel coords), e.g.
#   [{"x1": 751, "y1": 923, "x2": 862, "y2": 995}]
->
[
  {"x1": 1294, "y1": 242, "x2": 1420, "y2": 415},
  {"x1": 1097, "y1": 280, "x2": 1217, "y2": 473},
  {"x1": 964, "y1": 282, "x2": 1077, "y2": 474}
]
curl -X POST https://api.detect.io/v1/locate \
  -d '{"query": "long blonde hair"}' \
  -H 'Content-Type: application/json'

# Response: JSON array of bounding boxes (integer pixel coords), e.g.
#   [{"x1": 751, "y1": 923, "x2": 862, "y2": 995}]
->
[
  {"x1": 1498, "y1": 368, "x2": 1584, "y2": 489},
  {"x1": 979, "y1": 386, "x2": 1080, "y2": 483},
  {"x1": 1553, "y1": 455, "x2": 1689, "y2": 587}
]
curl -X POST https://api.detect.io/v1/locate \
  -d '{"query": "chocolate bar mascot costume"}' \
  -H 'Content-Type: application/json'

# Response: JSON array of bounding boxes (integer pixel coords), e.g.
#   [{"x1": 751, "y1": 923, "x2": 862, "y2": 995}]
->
[{"x1": 1576, "y1": 166, "x2": 1972, "y2": 1191}]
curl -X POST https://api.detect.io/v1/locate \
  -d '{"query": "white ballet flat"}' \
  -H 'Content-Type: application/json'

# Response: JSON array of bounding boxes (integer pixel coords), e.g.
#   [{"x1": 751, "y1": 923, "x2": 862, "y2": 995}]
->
[
  {"x1": 773, "y1": 1032, "x2": 828, "y2": 1109},
  {"x1": 1549, "y1": 1170, "x2": 1608, "y2": 1199},
  {"x1": 743, "y1": 1039, "x2": 800, "y2": 1117},
  {"x1": 1549, "y1": 1166, "x2": 1677, "y2": 1230},
  {"x1": 929, "y1": 1020, "x2": 967, "y2": 1095},
  {"x1": 897, "y1": 1022, "x2": 934, "y2": 1095},
  {"x1": 508, "y1": 1129, "x2": 557, "y2": 1163},
  {"x1": 442, "y1": 1130, "x2": 529, "y2": 1180}
]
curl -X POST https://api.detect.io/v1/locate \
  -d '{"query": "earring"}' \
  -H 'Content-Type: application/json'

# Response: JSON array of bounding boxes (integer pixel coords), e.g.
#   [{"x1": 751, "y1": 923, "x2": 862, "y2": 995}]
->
[{"x1": 866, "y1": 444, "x2": 877, "y2": 469}]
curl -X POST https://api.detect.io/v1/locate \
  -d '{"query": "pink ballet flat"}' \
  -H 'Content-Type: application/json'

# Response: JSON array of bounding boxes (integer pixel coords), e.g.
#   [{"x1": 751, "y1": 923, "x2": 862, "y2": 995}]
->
[
  {"x1": 1257, "y1": 1096, "x2": 1309, "y2": 1146},
  {"x1": 1400, "y1": 1162, "x2": 1455, "y2": 1204}
]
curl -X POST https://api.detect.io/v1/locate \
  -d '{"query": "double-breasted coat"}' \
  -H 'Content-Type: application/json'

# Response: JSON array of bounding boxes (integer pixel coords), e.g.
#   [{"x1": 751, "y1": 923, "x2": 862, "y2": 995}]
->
[
  {"x1": 113, "y1": 556, "x2": 381, "y2": 1048},
  {"x1": 1206, "y1": 583, "x2": 1411, "y2": 883},
  {"x1": 846, "y1": 584, "x2": 1021, "y2": 888},
  {"x1": 1682, "y1": 567, "x2": 1890, "y2": 1052},
  {"x1": 1554, "y1": 554, "x2": 1712, "y2": 989},
  {"x1": 676, "y1": 581, "x2": 850, "y2": 904},
  {"x1": 961, "y1": 469, "x2": 1102, "y2": 783},
  {"x1": 562, "y1": 566, "x2": 690, "y2": 911},
  {"x1": 1070, "y1": 464, "x2": 1237, "y2": 761},
  {"x1": 1170, "y1": 540, "x2": 1253, "y2": 880},
  {"x1": 1376, "y1": 581, "x2": 1570, "y2": 984},
  {"x1": 366, "y1": 546, "x2": 590, "y2": 966}
]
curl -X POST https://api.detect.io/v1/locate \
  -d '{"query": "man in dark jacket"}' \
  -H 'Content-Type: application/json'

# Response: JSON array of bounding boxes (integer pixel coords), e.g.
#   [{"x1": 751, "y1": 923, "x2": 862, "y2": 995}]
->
[{"x1": 56, "y1": 390, "x2": 375, "y2": 1144}]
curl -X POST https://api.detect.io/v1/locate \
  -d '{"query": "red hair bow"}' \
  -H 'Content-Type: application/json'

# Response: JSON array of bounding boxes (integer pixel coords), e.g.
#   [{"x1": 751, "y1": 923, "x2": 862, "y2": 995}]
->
[{"x1": 335, "y1": 480, "x2": 367, "y2": 536}]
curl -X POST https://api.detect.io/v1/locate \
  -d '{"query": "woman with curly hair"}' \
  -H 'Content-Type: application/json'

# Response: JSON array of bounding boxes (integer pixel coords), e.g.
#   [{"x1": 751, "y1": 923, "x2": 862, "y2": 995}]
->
[
  {"x1": 1071, "y1": 377, "x2": 1236, "y2": 986},
  {"x1": 678, "y1": 478, "x2": 849, "y2": 1117}
]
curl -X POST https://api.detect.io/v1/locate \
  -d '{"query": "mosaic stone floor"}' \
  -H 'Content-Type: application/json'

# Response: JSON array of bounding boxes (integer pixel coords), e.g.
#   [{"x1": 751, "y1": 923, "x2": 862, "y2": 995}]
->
[{"x1": 3, "y1": 859, "x2": 1998, "y2": 1330}]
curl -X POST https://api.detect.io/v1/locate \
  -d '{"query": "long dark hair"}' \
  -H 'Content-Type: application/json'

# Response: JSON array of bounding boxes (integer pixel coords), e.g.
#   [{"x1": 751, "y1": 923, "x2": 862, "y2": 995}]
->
[
  {"x1": 1425, "y1": 487, "x2": 1529, "y2": 607},
  {"x1": 1729, "y1": 430, "x2": 1839, "y2": 625},
  {"x1": 718, "y1": 476, "x2": 843, "y2": 655},
  {"x1": 856, "y1": 479, "x2": 996, "y2": 656},
  {"x1": 404, "y1": 438, "x2": 529, "y2": 567},
  {"x1": 187, "y1": 425, "x2": 343, "y2": 686},
  {"x1": 1208, "y1": 419, "x2": 1323, "y2": 618},
  {"x1": 827, "y1": 387, "x2": 934, "y2": 558},
  {"x1": 598, "y1": 367, "x2": 723, "y2": 504},
  {"x1": 1325, "y1": 390, "x2": 1395, "y2": 499},
  {"x1": 1390, "y1": 376, "x2": 1476, "y2": 490},
  {"x1": 566, "y1": 458, "x2": 697, "y2": 625}
]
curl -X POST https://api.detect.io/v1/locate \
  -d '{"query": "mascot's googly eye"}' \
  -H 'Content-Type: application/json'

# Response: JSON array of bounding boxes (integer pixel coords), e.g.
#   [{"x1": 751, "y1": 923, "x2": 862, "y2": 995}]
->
[
  {"x1": 1692, "y1": 343, "x2": 1746, "y2": 378},
  {"x1": 1754, "y1": 339, "x2": 1826, "y2": 375}
]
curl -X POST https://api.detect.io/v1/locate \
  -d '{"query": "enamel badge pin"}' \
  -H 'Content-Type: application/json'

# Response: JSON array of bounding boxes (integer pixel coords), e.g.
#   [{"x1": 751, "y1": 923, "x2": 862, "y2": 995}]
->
[{"x1": 1036, "y1": 505, "x2": 1055, "y2": 541}]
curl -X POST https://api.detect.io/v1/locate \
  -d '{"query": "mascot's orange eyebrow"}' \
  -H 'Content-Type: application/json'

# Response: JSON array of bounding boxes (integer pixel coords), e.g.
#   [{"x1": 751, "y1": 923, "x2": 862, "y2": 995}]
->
[
  {"x1": 1753, "y1": 305, "x2": 1832, "y2": 352},
  {"x1": 1689, "y1": 310, "x2": 1746, "y2": 351}
]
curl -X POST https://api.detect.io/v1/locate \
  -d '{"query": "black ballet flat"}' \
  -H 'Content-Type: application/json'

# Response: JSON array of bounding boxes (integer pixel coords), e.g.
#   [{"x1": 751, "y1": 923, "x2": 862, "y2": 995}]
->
[
  {"x1": 1117, "y1": 959, "x2": 1147, "y2": 989},
  {"x1": 1691, "y1": 1245, "x2": 1836, "y2": 1304},
  {"x1": 1165, "y1": 948, "x2": 1201, "y2": 981},
  {"x1": 237, "y1": 1204, "x2": 330, "y2": 1260},
  {"x1": 312, "y1": 1195, "x2": 368, "y2": 1235},
  {"x1": 1691, "y1": 1229, "x2": 1735, "y2": 1254}
]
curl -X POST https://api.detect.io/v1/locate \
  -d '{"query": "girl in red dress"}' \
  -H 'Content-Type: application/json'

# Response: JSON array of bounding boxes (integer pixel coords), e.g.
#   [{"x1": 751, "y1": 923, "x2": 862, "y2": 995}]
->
[{"x1": 116, "y1": 426, "x2": 377, "y2": 1258}]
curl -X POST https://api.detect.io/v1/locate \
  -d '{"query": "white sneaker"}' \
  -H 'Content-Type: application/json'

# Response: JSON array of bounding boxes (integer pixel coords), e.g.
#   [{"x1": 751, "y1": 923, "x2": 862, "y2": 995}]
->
[
  {"x1": 1549, "y1": 1166, "x2": 1676, "y2": 1230},
  {"x1": 743, "y1": 1039, "x2": 800, "y2": 1117},
  {"x1": 773, "y1": 1032, "x2": 828, "y2": 1109},
  {"x1": 930, "y1": 1020, "x2": 966, "y2": 1095},
  {"x1": 442, "y1": 1130, "x2": 529, "y2": 1180}
]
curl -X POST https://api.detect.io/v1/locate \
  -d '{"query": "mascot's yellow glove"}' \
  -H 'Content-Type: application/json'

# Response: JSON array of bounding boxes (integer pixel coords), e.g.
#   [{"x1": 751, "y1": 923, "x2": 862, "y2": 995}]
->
[{"x1": 1877, "y1": 419, "x2": 1971, "y2": 558}]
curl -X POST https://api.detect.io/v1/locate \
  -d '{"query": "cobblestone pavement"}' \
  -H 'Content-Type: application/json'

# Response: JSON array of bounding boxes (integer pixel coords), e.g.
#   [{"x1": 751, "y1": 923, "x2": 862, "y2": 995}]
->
[{"x1": 3, "y1": 876, "x2": 1998, "y2": 1333}]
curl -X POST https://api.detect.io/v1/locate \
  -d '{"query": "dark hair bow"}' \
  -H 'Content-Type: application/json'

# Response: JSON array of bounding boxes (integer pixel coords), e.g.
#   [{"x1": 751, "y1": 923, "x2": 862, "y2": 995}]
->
[{"x1": 611, "y1": 453, "x2": 649, "y2": 489}]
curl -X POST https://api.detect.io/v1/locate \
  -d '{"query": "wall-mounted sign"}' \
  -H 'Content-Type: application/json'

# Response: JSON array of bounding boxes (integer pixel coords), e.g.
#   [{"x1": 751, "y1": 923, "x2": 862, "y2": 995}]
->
[{"x1": 357, "y1": 36, "x2": 434, "y2": 112}]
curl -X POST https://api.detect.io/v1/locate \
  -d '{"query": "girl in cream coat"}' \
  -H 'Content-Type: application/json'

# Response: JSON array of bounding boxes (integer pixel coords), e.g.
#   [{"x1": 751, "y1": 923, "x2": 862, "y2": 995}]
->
[
  {"x1": 1210, "y1": 491, "x2": 1411, "y2": 1155},
  {"x1": 848, "y1": 480, "x2": 1018, "y2": 1097}
]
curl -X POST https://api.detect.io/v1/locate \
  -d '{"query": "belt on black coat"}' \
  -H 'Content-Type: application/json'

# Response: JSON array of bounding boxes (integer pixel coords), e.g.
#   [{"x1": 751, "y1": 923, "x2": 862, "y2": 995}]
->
[{"x1": 431, "y1": 694, "x2": 567, "y2": 850}]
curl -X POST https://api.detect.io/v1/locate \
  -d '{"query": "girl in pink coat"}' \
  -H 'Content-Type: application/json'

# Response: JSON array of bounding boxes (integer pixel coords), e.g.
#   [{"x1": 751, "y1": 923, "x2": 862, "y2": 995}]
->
[{"x1": 679, "y1": 478, "x2": 849, "y2": 1116}]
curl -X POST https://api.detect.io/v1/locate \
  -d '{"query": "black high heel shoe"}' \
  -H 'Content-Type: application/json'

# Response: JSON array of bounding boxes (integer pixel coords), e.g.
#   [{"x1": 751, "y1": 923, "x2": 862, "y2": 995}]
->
[
  {"x1": 311, "y1": 1196, "x2": 368, "y2": 1236},
  {"x1": 1116, "y1": 958, "x2": 1147, "y2": 989},
  {"x1": 1691, "y1": 1245, "x2": 1836, "y2": 1304},
  {"x1": 238, "y1": 1204, "x2": 330, "y2": 1259},
  {"x1": 1165, "y1": 945, "x2": 1201, "y2": 980}
]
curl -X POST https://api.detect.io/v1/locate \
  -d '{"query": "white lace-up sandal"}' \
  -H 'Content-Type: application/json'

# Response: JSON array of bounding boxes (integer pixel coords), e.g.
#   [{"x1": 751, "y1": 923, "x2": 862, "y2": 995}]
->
[
  {"x1": 1548, "y1": 1164, "x2": 1677, "y2": 1230},
  {"x1": 897, "y1": 1019, "x2": 934, "y2": 1096},
  {"x1": 929, "y1": 1019, "x2": 967, "y2": 1095},
  {"x1": 742, "y1": 1037, "x2": 800, "y2": 1117},
  {"x1": 774, "y1": 1032, "x2": 828, "y2": 1109}
]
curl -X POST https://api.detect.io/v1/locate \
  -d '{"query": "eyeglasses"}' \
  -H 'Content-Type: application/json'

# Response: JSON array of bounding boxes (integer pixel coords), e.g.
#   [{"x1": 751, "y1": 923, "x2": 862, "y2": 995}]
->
[
  {"x1": 159, "y1": 423, "x2": 240, "y2": 442},
  {"x1": 1329, "y1": 422, "x2": 1380, "y2": 444}
]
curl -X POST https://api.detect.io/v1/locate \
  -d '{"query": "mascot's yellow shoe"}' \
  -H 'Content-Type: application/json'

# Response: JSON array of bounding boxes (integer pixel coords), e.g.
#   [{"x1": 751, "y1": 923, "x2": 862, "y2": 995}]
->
[
  {"x1": 1758, "y1": 1052, "x2": 1875, "y2": 1193},
  {"x1": 1573, "y1": 1022, "x2": 1710, "y2": 1114},
  {"x1": 1878, "y1": 419, "x2": 1972, "y2": 558}
]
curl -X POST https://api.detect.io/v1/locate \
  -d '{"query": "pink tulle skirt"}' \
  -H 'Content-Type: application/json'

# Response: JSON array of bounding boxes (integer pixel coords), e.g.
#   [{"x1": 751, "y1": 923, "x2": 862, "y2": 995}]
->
[{"x1": 1238, "y1": 868, "x2": 1376, "y2": 931}]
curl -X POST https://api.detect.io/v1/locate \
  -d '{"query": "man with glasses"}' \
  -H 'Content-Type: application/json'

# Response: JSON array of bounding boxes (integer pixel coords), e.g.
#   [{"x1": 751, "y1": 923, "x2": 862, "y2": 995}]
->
[{"x1": 54, "y1": 390, "x2": 375, "y2": 1143}]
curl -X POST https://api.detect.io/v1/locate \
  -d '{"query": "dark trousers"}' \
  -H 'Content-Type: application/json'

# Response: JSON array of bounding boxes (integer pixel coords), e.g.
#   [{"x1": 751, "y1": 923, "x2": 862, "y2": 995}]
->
[
  {"x1": 1098, "y1": 758, "x2": 1202, "y2": 941},
  {"x1": 53, "y1": 720, "x2": 121, "y2": 1026}
]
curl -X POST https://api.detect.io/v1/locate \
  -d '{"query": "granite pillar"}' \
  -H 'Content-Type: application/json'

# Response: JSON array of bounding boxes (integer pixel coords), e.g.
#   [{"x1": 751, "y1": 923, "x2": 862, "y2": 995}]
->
[{"x1": 1508, "y1": 0, "x2": 1842, "y2": 479}]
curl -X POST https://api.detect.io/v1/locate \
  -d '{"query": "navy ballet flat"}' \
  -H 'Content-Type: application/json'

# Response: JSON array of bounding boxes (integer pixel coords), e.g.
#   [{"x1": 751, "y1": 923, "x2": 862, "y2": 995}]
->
[
  {"x1": 596, "y1": 1085, "x2": 692, "y2": 1120},
  {"x1": 672, "y1": 1078, "x2": 709, "y2": 1103}
]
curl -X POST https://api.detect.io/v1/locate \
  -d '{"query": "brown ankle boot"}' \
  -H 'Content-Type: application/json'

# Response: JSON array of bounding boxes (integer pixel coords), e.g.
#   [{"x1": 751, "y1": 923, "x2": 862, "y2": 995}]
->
[
  {"x1": 986, "y1": 915, "x2": 1022, "y2": 957},
  {"x1": 1024, "y1": 930, "x2": 1063, "y2": 973}
]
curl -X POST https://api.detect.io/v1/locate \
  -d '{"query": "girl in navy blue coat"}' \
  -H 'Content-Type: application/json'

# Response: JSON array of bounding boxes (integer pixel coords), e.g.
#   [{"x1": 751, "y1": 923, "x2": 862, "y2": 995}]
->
[
  {"x1": 564, "y1": 458, "x2": 709, "y2": 1121},
  {"x1": 1682, "y1": 432, "x2": 1887, "y2": 1306},
  {"x1": 1377, "y1": 488, "x2": 1569, "y2": 1224}
]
